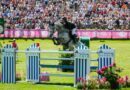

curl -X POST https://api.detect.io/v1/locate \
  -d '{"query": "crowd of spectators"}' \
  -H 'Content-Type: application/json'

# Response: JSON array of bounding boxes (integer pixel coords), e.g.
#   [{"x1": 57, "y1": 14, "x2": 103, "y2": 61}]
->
[{"x1": 0, "y1": 0, "x2": 130, "y2": 30}]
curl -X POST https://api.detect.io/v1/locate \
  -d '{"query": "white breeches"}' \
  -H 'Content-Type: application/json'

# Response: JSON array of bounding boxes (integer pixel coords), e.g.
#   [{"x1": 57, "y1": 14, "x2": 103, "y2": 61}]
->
[{"x1": 72, "y1": 28, "x2": 77, "y2": 35}]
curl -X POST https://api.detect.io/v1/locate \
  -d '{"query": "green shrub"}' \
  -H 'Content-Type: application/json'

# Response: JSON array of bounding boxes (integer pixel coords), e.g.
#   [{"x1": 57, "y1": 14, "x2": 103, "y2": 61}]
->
[
  {"x1": 59, "y1": 54, "x2": 74, "y2": 72},
  {"x1": 76, "y1": 78, "x2": 87, "y2": 90},
  {"x1": 76, "y1": 82, "x2": 84, "y2": 89},
  {"x1": 99, "y1": 78, "x2": 111, "y2": 89},
  {"x1": 124, "y1": 76, "x2": 130, "y2": 87},
  {"x1": 76, "y1": 78, "x2": 99, "y2": 89},
  {"x1": 126, "y1": 79, "x2": 130, "y2": 87},
  {"x1": 16, "y1": 73, "x2": 22, "y2": 81},
  {"x1": 87, "y1": 79, "x2": 99, "y2": 89}
]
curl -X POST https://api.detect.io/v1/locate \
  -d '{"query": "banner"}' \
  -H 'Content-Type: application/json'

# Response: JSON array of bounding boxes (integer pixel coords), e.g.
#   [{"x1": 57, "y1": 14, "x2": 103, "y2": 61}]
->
[
  {"x1": 0, "y1": 29, "x2": 130, "y2": 39},
  {"x1": 128, "y1": 32, "x2": 130, "y2": 38},
  {"x1": 9, "y1": 30, "x2": 14, "y2": 38},
  {"x1": 14, "y1": 30, "x2": 21, "y2": 38},
  {"x1": 96, "y1": 31, "x2": 112, "y2": 38},
  {"x1": 23, "y1": 30, "x2": 29, "y2": 38},
  {"x1": 41, "y1": 30, "x2": 49, "y2": 38},
  {"x1": 111, "y1": 31, "x2": 128, "y2": 39},
  {"x1": 77, "y1": 30, "x2": 96, "y2": 38},
  {"x1": 35, "y1": 30, "x2": 41, "y2": 38},
  {"x1": 4, "y1": 30, "x2": 9, "y2": 38}
]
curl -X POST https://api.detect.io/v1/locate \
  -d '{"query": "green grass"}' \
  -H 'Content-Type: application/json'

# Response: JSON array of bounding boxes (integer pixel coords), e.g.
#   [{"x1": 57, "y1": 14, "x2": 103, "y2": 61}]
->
[
  {"x1": 0, "y1": 83, "x2": 76, "y2": 90},
  {"x1": 90, "y1": 40, "x2": 130, "y2": 76},
  {"x1": 0, "y1": 39, "x2": 130, "y2": 90}
]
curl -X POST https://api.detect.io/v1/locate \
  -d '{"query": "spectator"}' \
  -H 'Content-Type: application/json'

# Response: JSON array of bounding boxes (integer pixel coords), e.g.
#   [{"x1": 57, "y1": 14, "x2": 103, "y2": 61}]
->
[
  {"x1": 0, "y1": 0, "x2": 129, "y2": 30},
  {"x1": 115, "y1": 17, "x2": 120, "y2": 29}
]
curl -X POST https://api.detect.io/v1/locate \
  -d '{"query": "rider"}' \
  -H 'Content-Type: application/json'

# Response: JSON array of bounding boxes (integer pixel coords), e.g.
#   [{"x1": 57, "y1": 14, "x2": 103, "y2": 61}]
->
[{"x1": 61, "y1": 17, "x2": 78, "y2": 43}]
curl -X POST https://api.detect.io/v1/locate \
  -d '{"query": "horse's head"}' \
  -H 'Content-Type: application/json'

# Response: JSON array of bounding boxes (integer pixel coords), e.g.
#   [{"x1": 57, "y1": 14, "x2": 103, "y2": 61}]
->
[
  {"x1": 49, "y1": 20, "x2": 64, "y2": 35},
  {"x1": 54, "y1": 21, "x2": 65, "y2": 32}
]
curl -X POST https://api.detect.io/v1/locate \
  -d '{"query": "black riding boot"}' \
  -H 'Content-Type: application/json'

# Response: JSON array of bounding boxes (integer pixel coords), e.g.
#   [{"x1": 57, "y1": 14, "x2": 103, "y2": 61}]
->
[{"x1": 72, "y1": 34, "x2": 78, "y2": 43}]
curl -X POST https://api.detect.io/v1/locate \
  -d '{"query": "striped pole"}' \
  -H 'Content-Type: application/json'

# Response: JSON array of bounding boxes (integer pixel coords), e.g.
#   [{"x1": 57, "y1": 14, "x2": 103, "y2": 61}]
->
[
  {"x1": 74, "y1": 42, "x2": 90, "y2": 86},
  {"x1": 26, "y1": 43, "x2": 40, "y2": 83},
  {"x1": 98, "y1": 44, "x2": 115, "y2": 78},
  {"x1": 1, "y1": 44, "x2": 16, "y2": 83}
]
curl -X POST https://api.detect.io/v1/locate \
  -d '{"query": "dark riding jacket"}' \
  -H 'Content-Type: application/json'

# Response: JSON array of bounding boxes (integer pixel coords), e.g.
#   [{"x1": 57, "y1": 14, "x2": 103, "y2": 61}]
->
[
  {"x1": 63, "y1": 21, "x2": 76, "y2": 37},
  {"x1": 63, "y1": 21, "x2": 76, "y2": 30}
]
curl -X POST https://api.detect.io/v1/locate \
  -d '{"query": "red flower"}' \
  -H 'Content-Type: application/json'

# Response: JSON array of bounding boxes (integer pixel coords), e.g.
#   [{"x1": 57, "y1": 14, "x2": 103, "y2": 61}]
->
[
  {"x1": 102, "y1": 77, "x2": 107, "y2": 81},
  {"x1": 112, "y1": 62, "x2": 116, "y2": 67},
  {"x1": 36, "y1": 43, "x2": 40, "y2": 47},
  {"x1": 101, "y1": 66, "x2": 108, "y2": 71},
  {"x1": 77, "y1": 77, "x2": 86, "y2": 83},
  {"x1": 97, "y1": 70, "x2": 104, "y2": 75},
  {"x1": 97, "y1": 70, "x2": 100, "y2": 74},
  {"x1": 77, "y1": 77, "x2": 81, "y2": 82}
]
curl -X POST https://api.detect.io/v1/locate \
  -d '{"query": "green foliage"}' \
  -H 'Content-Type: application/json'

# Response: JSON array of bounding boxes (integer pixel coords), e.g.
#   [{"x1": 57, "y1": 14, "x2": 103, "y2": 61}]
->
[
  {"x1": 59, "y1": 43, "x2": 74, "y2": 72},
  {"x1": 16, "y1": 73, "x2": 21, "y2": 81},
  {"x1": 76, "y1": 78, "x2": 87, "y2": 89},
  {"x1": 76, "y1": 83, "x2": 84, "y2": 89},
  {"x1": 99, "y1": 81, "x2": 110, "y2": 89},
  {"x1": 87, "y1": 79, "x2": 99, "y2": 89},
  {"x1": 116, "y1": 67, "x2": 124, "y2": 72},
  {"x1": 98, "y1": 78, "x2": 111, "y2": 89},
  {"x1": 126, "y1": 79, "x2": 130, "y2": 87},
  {"x1": 59, "y1": 54, "x2": 74, "y2": 72}
]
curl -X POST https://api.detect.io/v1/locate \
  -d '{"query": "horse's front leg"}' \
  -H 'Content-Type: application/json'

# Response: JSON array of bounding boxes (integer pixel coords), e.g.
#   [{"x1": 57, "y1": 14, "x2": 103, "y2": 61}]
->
[{"x1": 52, "y1": 37, "x2": 61, "y2": 45}]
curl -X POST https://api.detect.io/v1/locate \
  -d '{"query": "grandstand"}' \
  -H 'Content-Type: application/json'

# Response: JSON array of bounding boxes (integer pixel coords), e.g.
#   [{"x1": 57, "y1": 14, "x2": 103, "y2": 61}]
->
[{"x1": 0, "y1": 0, "x2": 129, "y2": 30}]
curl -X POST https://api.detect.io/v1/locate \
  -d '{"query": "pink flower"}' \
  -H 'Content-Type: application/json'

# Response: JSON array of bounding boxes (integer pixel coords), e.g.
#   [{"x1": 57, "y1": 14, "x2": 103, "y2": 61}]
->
[
  {"x1": 109, "y1": 62, "x2": 116, "y2": 68},
  {"x1": 99, "y1": 77, "x2": 107, "y2": 83},
  {"x1": 77, "y1": 77, "x2": 86, "y2": 83},
  {"x1": 97, "y1": 70, "x2": 100, "y2": 74},
  {"x1": 125, "y1": 76, "x2": 129, "y2": 81},
  {"x1": 97, "y1": 70, "x2": 104, "y2": 75},
  {"x1": 101, "y1": 66, "x2": 108, "y2": 71},
  {"x1": 102, "y1": 77, "x2": 107, "y2": 81},
  {"x1": 117, "y1": 77, "x2": 125, "y2": 84},
  {"x1": 109, "y1": 64, "x2": 113, "y2": 68},
  {"x1": 77, "y1": 77, "x2": 82, "y2": 82}
]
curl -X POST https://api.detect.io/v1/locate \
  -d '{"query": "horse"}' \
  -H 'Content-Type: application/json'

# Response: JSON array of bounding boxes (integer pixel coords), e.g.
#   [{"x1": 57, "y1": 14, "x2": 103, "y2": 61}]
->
[{"x1": 49, "y1": 21, "x2": 79, "y2": 50}]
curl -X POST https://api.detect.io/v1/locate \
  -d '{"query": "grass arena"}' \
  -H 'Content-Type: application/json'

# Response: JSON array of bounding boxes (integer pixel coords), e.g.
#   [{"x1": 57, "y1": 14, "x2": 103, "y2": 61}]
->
[{"x1": 0, "y1": 39, "x2": 130, "y2": 90}]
